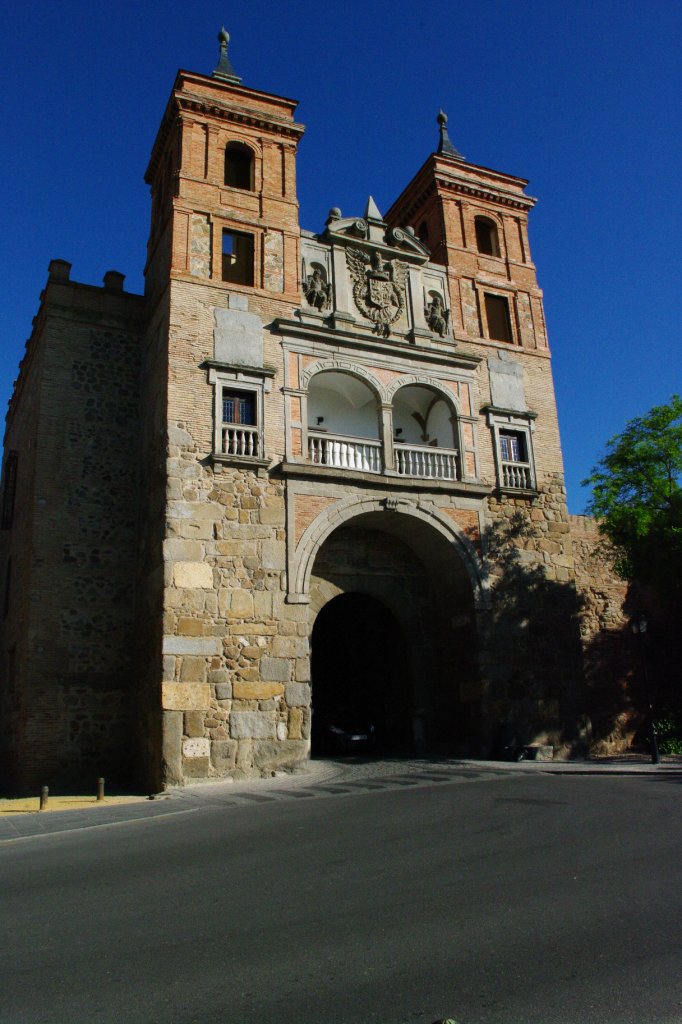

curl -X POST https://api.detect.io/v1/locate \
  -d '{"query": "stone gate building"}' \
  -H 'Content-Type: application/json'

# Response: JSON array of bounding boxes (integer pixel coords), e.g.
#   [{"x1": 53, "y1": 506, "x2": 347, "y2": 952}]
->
[{"x1": 0, "y1": 32, "x2": 623, "y2": 791}]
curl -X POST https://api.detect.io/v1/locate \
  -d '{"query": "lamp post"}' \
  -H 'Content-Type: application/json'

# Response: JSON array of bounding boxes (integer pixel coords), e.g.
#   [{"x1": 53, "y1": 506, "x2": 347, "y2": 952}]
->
[{"x1": 631, "y1": 613, "x2": 660, "y2": 765}]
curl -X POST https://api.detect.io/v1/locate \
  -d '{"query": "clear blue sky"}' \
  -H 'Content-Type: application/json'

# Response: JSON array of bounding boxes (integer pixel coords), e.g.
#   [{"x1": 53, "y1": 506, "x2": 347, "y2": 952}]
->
[{"x1": 2, "y1": 1, "x2": 680, "y2": 511}]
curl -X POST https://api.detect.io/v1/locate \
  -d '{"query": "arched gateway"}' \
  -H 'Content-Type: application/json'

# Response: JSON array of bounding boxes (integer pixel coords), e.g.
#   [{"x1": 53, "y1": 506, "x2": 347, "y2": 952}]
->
[{"x1": 301, "y1": 503, "x2": 487, "y2": 757}]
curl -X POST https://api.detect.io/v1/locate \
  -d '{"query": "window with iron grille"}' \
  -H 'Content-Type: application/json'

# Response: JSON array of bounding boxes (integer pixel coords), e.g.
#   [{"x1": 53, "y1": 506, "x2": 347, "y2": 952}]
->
[
  {"x1": 499, "y1": 432, "x2": 525, "y2": 463},
  {"x1": 222, "y1": 391, "x2": 256, "y2": 426}
]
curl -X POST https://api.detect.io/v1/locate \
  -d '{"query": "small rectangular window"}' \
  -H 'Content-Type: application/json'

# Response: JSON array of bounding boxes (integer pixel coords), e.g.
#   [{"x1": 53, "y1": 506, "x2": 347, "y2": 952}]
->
[
  {"x1": 500, "y1": 432, "x2": 526, "y2": 463},
  {"x1": 484, "y1": 294, "x2": 513, "y2": 343},
  {"x1": 222, "y1": 229, "x2": 254, "y2": 286},
  {"x1": 222, "y1": 391, "x2": 256, "y2": 426},
  {"x1": 1, "y1": 451, "x2": 18, "y2": 530}
]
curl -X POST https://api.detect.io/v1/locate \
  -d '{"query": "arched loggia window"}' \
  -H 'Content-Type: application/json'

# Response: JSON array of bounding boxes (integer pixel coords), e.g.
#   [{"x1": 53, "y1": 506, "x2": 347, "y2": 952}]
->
[
  {"x1": 224, "y1": 142, "x2": 254, "y2": 190},
  {"x1": 474, "y1": 216, "x2": 500, "y2": 257}
]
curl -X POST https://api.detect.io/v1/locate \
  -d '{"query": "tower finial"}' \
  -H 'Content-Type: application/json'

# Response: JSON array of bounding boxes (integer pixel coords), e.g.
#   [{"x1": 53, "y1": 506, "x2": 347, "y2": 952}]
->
[
  {"x1": 436, "y1": 110, "x2": 464, "y2": 161},
  {"x1": 213, "y1": 25, "x2": 242, "y2": 83}
]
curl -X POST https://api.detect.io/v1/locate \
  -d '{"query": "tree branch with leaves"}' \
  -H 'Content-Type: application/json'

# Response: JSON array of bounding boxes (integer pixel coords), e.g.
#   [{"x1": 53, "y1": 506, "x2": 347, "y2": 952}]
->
[{"x1": 583, "y1": 395, "x2": 682, "y2": 611}]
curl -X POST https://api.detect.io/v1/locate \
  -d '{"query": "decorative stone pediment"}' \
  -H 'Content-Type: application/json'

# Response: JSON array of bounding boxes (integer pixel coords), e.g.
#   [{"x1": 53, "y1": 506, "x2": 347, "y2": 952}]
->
[
  {"x1": 299, "y1": 197, "x2": 452, "y2": 343},
  {"x1": 323, "y1": 197, "x2": 430, "y2": 260}
]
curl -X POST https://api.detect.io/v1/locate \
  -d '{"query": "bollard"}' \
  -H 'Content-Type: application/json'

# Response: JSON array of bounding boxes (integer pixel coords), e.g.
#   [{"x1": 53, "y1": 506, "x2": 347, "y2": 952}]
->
[
  {"x1": 39, "y1": 786, "x2": 49, "y2": 811},
  {"x1": 97, "y1": 777, "x2": 105, "y2": 801}
]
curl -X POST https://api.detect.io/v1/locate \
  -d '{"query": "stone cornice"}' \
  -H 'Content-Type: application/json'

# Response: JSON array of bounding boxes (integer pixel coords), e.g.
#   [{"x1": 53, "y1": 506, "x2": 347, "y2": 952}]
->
[
  {"x1": 434, "y1": 175, "x2": 536, "y2": 211},
  {"x1": 277, "y1": 460, "x2": 493, "y2": 497},
  {"x1": 480, "y1": 403, "x2": 538, "y2": 420},
  {"x1": 201, "y1": 359, "x2": 276, "y2": 378},
  {"x1": 271, "y1": 318, "x2": 482, "y2": 372},
  {"x1": 177, "y1": 93, "x2": 305, "y2": 140}
]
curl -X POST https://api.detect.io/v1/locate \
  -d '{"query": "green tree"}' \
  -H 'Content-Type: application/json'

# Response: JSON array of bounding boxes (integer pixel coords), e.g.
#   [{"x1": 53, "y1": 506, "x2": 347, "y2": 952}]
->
[{"x1": 583, "y1": 395, "x2": 682, "y2": 610}]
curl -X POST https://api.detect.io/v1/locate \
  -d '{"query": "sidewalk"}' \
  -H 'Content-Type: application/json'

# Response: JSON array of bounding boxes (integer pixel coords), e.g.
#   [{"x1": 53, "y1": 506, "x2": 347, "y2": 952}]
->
[{"x1": 2, "y1": 755, "x2": 680, "y2": 844}]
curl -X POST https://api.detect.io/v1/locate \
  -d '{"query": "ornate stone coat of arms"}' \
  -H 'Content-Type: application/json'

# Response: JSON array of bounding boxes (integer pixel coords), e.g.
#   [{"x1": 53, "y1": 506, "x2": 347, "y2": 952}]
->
[{"x1": 346, "y1": 247, "x2": 406, "y2": 337}]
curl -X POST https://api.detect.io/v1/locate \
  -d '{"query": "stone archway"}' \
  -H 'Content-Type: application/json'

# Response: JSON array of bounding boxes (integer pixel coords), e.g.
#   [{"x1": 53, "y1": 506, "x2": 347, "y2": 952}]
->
[
  {"x1": 307, "y1": 509, "x2": 482, "y2": 756},
  {"x1": 310, "y1": 593, "x2": 412, "y2": 756}
]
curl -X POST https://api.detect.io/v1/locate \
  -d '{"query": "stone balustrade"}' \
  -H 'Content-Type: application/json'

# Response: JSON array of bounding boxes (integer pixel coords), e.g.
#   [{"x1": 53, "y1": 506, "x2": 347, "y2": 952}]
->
[
  {"x1": 395, "y1": 443, "x2": 459, "y2": 481},
  {"x1": 221, "y1": 424, "x2": 260, "y2": 458},
  {"x1": 501, "y1": 460, "x2": 532, "y2": 489},
  {"x1": 308, "y1": 431, "x2": 382, "y2": 473}
]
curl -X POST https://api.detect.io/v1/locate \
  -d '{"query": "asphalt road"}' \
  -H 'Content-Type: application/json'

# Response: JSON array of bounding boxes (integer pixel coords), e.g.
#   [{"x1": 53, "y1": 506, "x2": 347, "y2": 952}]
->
[{"x1": 2, "y1": 767, "x2": 681, "y2": 1024}]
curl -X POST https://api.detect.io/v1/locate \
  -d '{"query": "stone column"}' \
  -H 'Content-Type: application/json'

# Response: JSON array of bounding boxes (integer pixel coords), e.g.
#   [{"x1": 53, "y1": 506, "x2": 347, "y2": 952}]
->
[{"x1": 381, "y1": 403, "x2": 394, "y2": 471}]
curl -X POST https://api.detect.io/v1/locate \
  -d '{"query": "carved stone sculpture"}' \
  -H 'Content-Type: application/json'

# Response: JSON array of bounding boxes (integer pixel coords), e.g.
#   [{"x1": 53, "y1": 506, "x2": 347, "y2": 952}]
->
[
  {"x1": 303, "y1": 268, "x2": 332, "y2": 310},
  {"x1": 346, "y1": 247, "x2": 406, "y2": 337},
  {"x1": 425, "y1": 293, "x2": 450, "y2": 337}
]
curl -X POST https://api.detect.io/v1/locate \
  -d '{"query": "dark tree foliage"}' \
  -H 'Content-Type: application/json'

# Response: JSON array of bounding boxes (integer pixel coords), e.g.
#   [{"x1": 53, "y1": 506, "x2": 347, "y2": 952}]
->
[{"x1": 583, "y1": 396, "x2": 682, "y2": 612}]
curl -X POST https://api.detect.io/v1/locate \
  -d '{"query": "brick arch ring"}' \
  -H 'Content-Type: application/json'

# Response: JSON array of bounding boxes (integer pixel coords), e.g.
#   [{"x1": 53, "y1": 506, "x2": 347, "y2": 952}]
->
[
  {"x1": 289, "y1": 494, "x2": 490, "y2": 609},
  {"x1": 384, "y1": 373, "x2": 461, "y2": 414},
  {"x1": 300, "y1": 359, "x2": 384, "y2": 404}
]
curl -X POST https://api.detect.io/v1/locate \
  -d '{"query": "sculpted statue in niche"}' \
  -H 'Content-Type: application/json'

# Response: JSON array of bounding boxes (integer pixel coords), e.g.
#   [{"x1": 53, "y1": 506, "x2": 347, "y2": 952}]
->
[
  {"x1": 303, "y1": 265, "x2": 332, "y2": 310},
  {"x1": 425, "y1": 292, "x2": 450, "y2": 337},
  {"x1": 346, "y1": 247, "x2": 406, "y2": 337}
]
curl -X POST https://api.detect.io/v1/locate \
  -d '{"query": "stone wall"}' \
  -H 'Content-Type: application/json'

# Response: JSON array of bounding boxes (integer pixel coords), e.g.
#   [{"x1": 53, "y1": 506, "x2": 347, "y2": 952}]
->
[
  {"x1": 0, "y1": 267, "x2": 146, "y2": 790},
  {"x1": 570, "y1": 514, "x2": 635, "y2": 753},
  {"x1": 476, "y1": 476, "x2": 588, "y2": 756}
]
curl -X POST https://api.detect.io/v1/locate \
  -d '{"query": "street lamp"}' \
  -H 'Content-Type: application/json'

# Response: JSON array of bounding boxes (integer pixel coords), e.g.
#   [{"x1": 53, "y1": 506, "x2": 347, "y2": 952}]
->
[{"x1": 631, "y1": 613, "x2": 660, "y2": 765}]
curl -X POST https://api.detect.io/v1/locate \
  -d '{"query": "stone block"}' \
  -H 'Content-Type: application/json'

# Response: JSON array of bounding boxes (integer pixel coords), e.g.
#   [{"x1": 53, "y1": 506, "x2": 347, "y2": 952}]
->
[
  {"x1": 214, "y1": 682, "x2": 232, "y2": 700},
  {"x1": 488, "y1": 353, "x2": 526, "y2": 411},
  {"x1": 209, "y1": 668, "x2": 229, "y2": 684},
  {"x1": 288, "y1": 706, "x2": 304, "y2": 739},
  {"x1": 229, "y1": 589, "x2": 255, "y2": 619},
  {"x1": 228, "y1": 623, "x2": 277, "y2": 636},
  {"x1": 168, "y1": 500, "x2": 223, "y2": 521},
  {"x1": 251, "y1": 739, "x2": 307, "y2": 771},
  {"x1": 168, "y1": 424, "x2": 194, "y2": 447},
  {"x1": 183, "y1": 737, "x2": 210, "y2": 758},
  {"x1": 277, "y1": 720, "x2": 288, "y2": 740},
  {"x1": 261, "y1": 539, "x2": 285, "y2": 570},
  {"x1": 233, "y1": 681, "x2": 284, "y2": 700},
  {"x1": 209, "y1": 726, "x2": 229, "y2": 740},
  {"x1": 214, "y1": 306, "x2": 263, "y2": 365},
  {"x1": 260, "y1": 656, "x2": 291, "y2": 682},
  {"x1": 295, "y1": 657, "x2": 310, "y2": 682},
  {"x1": 177, "y1": 616, "x2": 206, "y2": 636},
  {"x1": 183, "y1": 756, "x2": 210, "y2": 779},
  {"x1": 259, "y1": 505, "x2": 285, "y2": 526},
  {"x1": 163, "y1": 636, "x2": 222, "y2": 656},
  {"x1": 211, "y1": 739, "x2": 238, "y2": 772},
  {"x1": 175, "y1": 519, "x2": 214, "y2": 540},
  {"x1": 163, "y1": 539, "x2": 204, "y2": 562},
  {"x1": 180, "y1": 657, "x2": 207, "y2": 682},
  {"x1": 285, "y1": 682, "x2": 310, "y2": 707},
  {"x1": 184, "y1": 711, "x2": 205, "y2": 738},
  {"x1": 253, "y1": 592, "x2": 273, "y2": 618},
  {"x1": 173, "y1": 562, "x2": 213, "y2": 588},
  {"x1": 162, "y1": 681, "x2": 211, "y2": 711},
  {"x1": 162, "y1": 710, "x2": 183, "y2": 786},
  {"x1": 230, "y1": 711, "x2": 277, "y2": 739}
]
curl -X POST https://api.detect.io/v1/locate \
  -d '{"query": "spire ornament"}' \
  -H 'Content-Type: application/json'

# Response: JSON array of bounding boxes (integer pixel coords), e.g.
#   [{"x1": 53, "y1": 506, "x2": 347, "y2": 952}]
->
[
  {"x1": 436, "y1": 110, "x2": 464, "y2": 161},
  {"x1": 213, "y1": 26, "x2": 242, "y2": 83}
]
